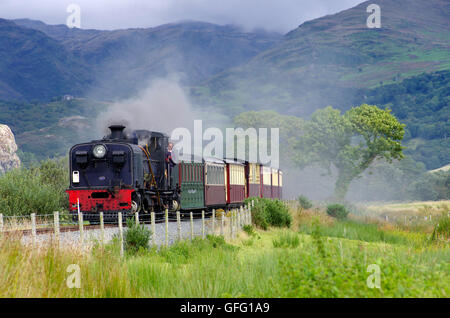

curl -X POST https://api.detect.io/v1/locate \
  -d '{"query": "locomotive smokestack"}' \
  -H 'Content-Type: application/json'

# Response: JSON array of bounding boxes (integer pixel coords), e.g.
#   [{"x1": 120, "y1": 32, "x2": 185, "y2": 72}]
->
[{"x1": 109, "y1": 125, "x2": 126, "y2": 140}]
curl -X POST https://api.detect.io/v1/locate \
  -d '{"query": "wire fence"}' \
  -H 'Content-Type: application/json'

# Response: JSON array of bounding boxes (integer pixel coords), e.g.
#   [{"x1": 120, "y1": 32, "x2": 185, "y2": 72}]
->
[{"x1": 0, "y1": 201, "x2": 255, "y2": 255}]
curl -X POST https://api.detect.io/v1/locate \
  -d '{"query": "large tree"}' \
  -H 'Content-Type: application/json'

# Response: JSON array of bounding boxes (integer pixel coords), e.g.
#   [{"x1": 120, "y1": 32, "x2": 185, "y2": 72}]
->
[{"x1": 293, "y1": 104, "x2": 405, "y2": 199}]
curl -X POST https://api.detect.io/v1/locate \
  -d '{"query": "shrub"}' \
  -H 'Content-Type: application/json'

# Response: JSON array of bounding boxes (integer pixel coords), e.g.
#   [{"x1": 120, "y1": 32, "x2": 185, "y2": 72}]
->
[
  {"x1": 246, "y1": 197, "x2": 291, "y2": 230},
  {"x1": 0, "y1": 158, "x2": 68, "y2": 215},
  {"x1": 242, "y1": 224, "x2": 255, "y2": 236},
  {"x1": 326, "y1": 204, "x2": 349, "y2": 220},
  {"x1": 124, "y1": 219, "x2": 151, "y2": 254},
  {"x1": 298, "y1": 195, "x2": 313, "y2": 210}
]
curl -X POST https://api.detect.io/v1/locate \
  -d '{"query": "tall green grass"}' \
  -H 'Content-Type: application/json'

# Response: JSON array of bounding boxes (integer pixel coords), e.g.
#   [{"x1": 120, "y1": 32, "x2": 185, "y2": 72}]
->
[
  {"x1": 1, "y1": 228, "x2": 447, "y2": 298},
  {"x1": 298, "y1": 219, "x2": 426, "y2": 246}
]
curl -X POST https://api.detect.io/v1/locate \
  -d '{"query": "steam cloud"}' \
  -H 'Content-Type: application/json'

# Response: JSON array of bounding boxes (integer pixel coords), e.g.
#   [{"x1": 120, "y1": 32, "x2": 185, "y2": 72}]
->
[{"x1": 96, "y1": 77, "x2": 198, "y2": 137}]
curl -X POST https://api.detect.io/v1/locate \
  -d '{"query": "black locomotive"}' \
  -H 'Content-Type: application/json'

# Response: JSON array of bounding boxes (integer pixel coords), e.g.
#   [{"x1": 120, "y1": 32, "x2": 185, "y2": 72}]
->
[{"x1": 66, "y1": 125, "x2": 180, "y2": 220}]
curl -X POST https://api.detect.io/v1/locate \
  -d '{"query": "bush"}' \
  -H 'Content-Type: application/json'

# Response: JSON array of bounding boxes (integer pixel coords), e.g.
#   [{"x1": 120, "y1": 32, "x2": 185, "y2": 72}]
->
[
  {"x1": 242, "y1": 224, "x2": 255, "y2": 236},
  {"x1": 246, "y1": 197, "x2": 291, "y2": 230},
  {"x1": 124, "y1": 219, "x2": 151, "y2": 254},
  {"x1": 0, "y1": 158, "x2": 68, "y2": 215},
  {"x1": 326, "y1": 204, "x2": 349, "y2": 220},
  {"x1": 298, "y1": 195, "x2": 313, "y2": 210}
]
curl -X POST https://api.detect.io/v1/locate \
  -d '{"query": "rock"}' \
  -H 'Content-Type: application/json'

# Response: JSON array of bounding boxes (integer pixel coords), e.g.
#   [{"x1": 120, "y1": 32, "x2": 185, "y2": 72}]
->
[{"x1": 0, "y1": 124, "x2": 21, "y2": 173}]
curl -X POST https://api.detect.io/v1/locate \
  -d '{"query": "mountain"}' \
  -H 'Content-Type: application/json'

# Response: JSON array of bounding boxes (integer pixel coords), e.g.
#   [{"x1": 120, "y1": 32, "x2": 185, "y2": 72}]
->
[
  {"x1": 11, "y1": 19, "x2": 282, "y2": 100},
  {"x1": 0, "y1": 18, "x2": 92, "y2": 101},
  {"x1": 192, "y1": 0, "x2": 450, "y2": 117}
]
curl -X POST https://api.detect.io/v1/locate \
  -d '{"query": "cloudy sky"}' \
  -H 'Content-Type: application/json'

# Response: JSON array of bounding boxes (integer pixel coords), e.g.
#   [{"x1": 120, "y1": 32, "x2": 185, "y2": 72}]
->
[{"x1": 0, "y1": 0, "x2": 365, "y2": 33}]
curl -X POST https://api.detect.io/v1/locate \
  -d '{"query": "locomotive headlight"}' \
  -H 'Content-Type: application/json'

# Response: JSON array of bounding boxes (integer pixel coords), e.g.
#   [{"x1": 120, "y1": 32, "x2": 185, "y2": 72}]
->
[{"x1": 92, "y1": 144, "x2": 107, "y2": 158}]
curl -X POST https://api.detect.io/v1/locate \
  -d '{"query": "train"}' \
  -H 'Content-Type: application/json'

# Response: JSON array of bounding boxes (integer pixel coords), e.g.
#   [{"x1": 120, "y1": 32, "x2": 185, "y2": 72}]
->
[{"x1": 66, "y1": 125, "x2": 282, "y2": 220}]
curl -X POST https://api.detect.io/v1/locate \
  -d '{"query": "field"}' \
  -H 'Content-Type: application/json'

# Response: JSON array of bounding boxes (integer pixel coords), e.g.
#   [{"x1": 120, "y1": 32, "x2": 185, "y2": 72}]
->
[{"x1": 0, "y1": 201, "x2": 448, "y2": 298}]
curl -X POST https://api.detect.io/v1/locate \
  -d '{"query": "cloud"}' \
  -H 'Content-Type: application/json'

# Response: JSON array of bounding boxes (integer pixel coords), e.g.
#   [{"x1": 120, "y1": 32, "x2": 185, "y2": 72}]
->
[{"x1": 0, "y1": 0, "x2": 364, "y2": 32}]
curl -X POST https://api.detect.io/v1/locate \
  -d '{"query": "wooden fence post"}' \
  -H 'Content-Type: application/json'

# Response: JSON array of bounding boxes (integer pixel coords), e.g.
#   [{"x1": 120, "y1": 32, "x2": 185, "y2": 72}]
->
[
  {"x1": 165, "y1": 209, "x2": 169, "y2": 247},
  {"x1": 78, "y1": 212, "x2": 84, "y2": 247},
  {"x1": 251, "y1": 200, "x2": 254, "y2": 207},
  {"x1": 135, "y1": 212, "x2": 139, "y2": 225},
  {"x1": 118, "y1": 212, "x2": 123, "y2": 257},
  {"x1": 202, "y1": 210, "x2": 205, "y2": 239},
  {"x1": 177, "y1": 211, "x2": 181, "y2": 241},
  {"x1": 31, "y1": 213, "x2": 36, "y2": 247},
  {"x1": 221, "y1": 212, "x2": 224, "y2": 236},
  {"x1": 249, "y1": 207, "x2": 252, "y2": 225},
  {"x1": 212, "y1": 209, "x2": 216, "y2": 234},
  {"x1": 151, "y1": 212, "x2": 156, "y2": 245},
  {"x1": 53, "y1": 211, "x2": 60, "y2": 246},
  {"x1": 190, "y1": 212, "x2": 194, "y2": 240},
  {"x1": 237, "y1": 208, "x2": 241, "y2": 229},
  {"x1": 100, "y1": 212, "x2": 104, "y2": 246},
  {"x1": 229, "y1": 211, "x2": 233, "y2": 239},
  {"x1": 0, "y1": 213, "x2": 3, "y2": 237}
]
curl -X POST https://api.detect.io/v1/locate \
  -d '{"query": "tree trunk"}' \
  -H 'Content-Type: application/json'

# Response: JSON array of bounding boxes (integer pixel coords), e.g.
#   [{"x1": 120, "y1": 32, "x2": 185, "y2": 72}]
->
[{"x1": 333, "y1": 172, "x2": 354, "y2": 201}]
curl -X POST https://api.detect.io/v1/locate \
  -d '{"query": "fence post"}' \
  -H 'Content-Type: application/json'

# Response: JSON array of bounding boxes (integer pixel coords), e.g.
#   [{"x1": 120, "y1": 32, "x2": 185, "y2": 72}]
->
[
  {"x1": 221, "y1": 212, "x2": 224, "y2": 236},
  {"x1": 245, "y1": 207, "x2": 248, "y2": 225},
  {"x1": 0, "y1": 213, "x2": 3, "y2": 237},
  {"x1": 190, "y1": 212, "x2": 194, "y2": 240},
  {"x1": 100, "y1": 212, "x2": 104, "y2": 246},
  {"x1": 151, "y1": 212, "x2": 156, "y2": 245},
  {"x1": 249, "y1": 207, "x2": 252, "y2": 225},
  {"x1": 78, "y1": 212, "x2": 84, "y2": 247},
  {"x1": 201, "y1": 210, "x2": 205, "y2": 239},
  {"x1": 229, "y1": 211, "x2": 233, "y2": 239},
  {"x1": 53, "y1": 211, "x2": 60, "y2": 246},
  {"x1": 234, "y1": 209, "x2": 239, "y2": 238},
  {"x1": 118, "y1": 212, "x2": 123, "y2": 257},
  {"x1": 251, "y1": 200, "x2": 254, "y2": 207},
  {"x1": 176, "y1": 211, "x2": 181, "y2": 241},
  {"x1": 429, "y1": 214, "x2": 432, "y2": 222},
  {"x1": 165, "y1": 208, "x2": 169, "y2": 247},
  {"x1": 237, "y1": 208, "x2": 240, "y2": 229},
  {"x1": 212, "y1": 209, "x2": 216, "y2": 234},
  {"x1": 31, "y1": 213, "x2": 36, "y2": 247},
  {"x1": 135, "y1": 212, "x2": 139, "y2": 225},
  {"x1": 235, "y1": 210, "x2": 238, "y2": 236}
]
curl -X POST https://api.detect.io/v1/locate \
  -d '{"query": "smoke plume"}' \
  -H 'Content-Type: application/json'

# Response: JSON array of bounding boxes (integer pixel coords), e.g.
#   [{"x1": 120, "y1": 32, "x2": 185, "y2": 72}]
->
[{"x1": 96, "y1": 76, "x2": 198, "y2": 137}]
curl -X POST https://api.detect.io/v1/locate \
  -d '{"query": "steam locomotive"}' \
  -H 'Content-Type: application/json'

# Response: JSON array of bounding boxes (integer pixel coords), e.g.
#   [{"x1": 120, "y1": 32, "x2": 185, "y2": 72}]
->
[{"x1": 66, "y1": 125, "x2": 282, "y2": 220}]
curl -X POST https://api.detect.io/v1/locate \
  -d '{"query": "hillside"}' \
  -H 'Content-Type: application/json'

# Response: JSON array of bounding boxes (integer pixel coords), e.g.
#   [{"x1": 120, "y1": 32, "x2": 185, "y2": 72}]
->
[
  {"x1": 0, "y1": 19, "x2": 92, "y2": 101},
  {"x1": 10, "y1": 19, "x2": 281, "y2": 100},
  {"x1": 361, "y1": 70, "x2": 449, "y2": 169},
  {"x1": 192, "y1": 0, "x2": 450, "y2": 117}
]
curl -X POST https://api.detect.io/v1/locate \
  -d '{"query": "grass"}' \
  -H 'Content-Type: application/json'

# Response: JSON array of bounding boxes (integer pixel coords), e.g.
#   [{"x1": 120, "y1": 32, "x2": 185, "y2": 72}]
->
[{"x1": 0, "y1": 201, "x2": 448, "y2": 298}]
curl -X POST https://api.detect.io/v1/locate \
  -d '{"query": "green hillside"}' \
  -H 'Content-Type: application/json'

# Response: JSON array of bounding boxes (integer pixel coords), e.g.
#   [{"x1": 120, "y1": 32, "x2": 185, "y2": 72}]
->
[
  {"x1": 361, "y1": 70, "x2": 449, "y2": 169},
  {"x1": 11, "y1": 19, "x2": 281, "y2": 100},
  {"x1": 192, "y1": 0, "x2": 450, "y2": 117},
  {"x1": 0, "y1": 19, "x2": 92, "y2": 101}
]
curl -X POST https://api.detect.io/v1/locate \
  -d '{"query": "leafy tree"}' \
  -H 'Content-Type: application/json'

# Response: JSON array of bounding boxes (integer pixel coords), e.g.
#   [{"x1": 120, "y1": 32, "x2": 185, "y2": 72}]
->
[{"x1": 293, "y1": 104, "x2": 405, "y2": 200}]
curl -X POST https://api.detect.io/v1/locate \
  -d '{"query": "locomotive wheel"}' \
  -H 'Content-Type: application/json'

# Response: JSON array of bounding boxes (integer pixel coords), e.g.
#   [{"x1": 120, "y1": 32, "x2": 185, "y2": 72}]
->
[
  {"x1": 131, "y1": 193, "x2": 142, "y2": 213},
  {"x1": 131, "y1": 200, "x2": 141, "y2": 213}
]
